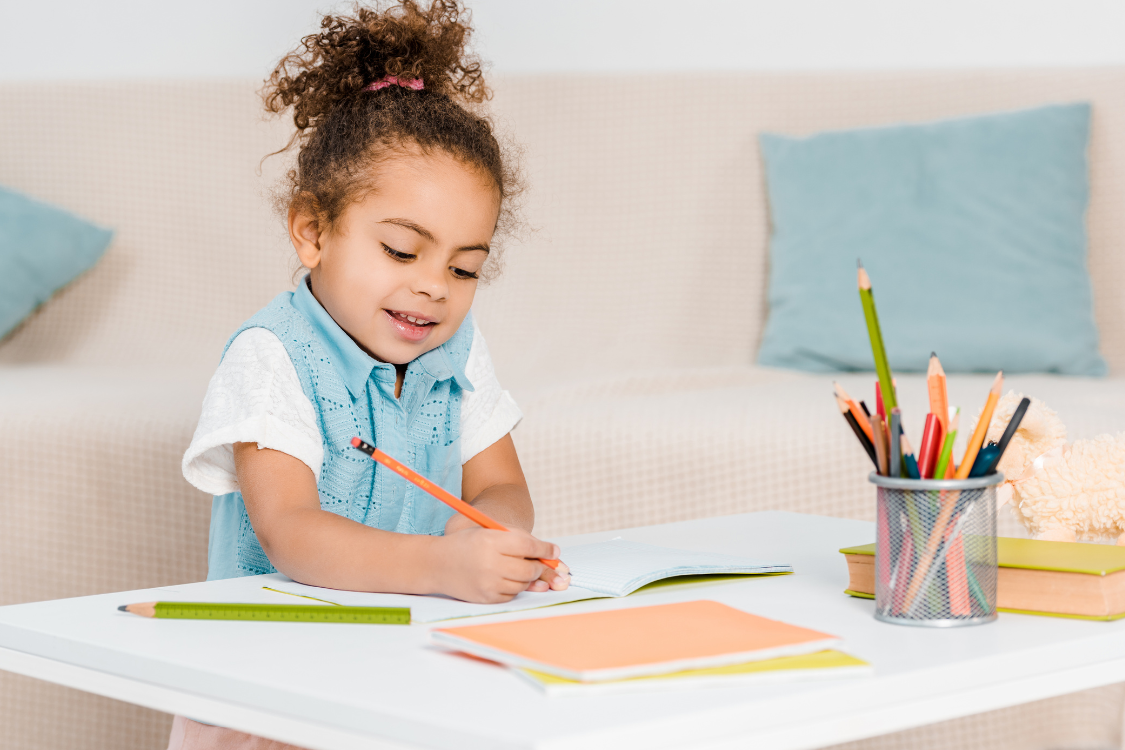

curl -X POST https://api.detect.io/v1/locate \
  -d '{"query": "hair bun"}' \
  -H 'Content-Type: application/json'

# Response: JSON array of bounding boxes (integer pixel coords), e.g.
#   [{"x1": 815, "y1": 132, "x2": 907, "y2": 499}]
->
[{"x1": 264, "y1": 0, "x2": 487, "y2": 132}]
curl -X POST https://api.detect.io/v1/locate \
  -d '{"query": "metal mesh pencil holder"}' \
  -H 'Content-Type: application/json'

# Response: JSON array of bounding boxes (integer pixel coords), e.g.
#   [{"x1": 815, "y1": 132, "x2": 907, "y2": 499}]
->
[{"x1": 871, "y1": 472, "x2": 1003, "y2": 627}]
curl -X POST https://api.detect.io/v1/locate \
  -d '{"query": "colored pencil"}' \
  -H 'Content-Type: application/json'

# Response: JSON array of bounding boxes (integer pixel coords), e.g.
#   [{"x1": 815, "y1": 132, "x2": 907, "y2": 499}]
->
[
  {"x1": 927, "y1": 353, "x2": 949, "y2": 434},
  {"x1": 889, "y1": 408, "x2": 902, "y2": 478},
  {"x1": 916, "y1": 413, "x2": 943, "y2": 480},
  {"x1": 984, "y1": 397, "x2": 1030, "y2": 475},
  {"x1": 954, "y1": 372, "x2": 1003, "y2": 480},
  {"x1": 837, "y1": 396, "x2": 877, "y2": 467},
  {"x1": 875, "y1": 381, "x2": 886, "y2": 420},
  {"x1": 833, "y1": 382, "x2": 874, "y2": 442},
  {"x1": 944, "y1": 523, "x2": 972, "y2": 616},
  {"x1": 350, "y1": 438, "x2": 560, "y2": 569},
  {"x1": 933, "y1": 410, "x2": 959, "y2": 480},
  {"x1": 859, "y1": 400, "x2": 871, "y2": 417},
  {"x1": 870, "y1": 414, "x2": 889, "y2": 476},
  {"x1": 906, "y1": 379, "x2": 996, "y2": 611},
  {"x1": 900, "y1": 432, "x2": 921, "y2": 479},
  {"x1": 857, "y1": 261, "x2": 897, "y2": 412}
]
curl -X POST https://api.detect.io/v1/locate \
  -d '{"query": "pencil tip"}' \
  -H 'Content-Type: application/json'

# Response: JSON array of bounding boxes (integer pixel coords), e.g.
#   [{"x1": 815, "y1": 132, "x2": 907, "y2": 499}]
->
[
  {"x1": 857, "y1": 258, "x2": 862, "y2": 268},
  {"x1": 930, "y1": 351, "x2": 936, "y2": 358},
  {"x1": 118, "y1": 605, "x2": 128, "y2": 612}
]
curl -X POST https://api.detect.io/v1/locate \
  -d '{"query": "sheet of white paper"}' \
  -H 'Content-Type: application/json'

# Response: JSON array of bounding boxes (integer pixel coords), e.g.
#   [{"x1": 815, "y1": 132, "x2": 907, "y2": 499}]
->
[
  {"x1": 564, "y1": 539, "x2": 792, "y2": 597},
  {"x1": 259, "y1": 575, "x2": 604, "y2": 623}
]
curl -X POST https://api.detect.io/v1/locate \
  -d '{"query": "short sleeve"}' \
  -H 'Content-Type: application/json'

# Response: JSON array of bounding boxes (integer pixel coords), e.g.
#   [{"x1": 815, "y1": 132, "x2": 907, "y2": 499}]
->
[
  {"x1": 460, "y1": 317, "x2": 523, "y2": 464},
  {"x1": 181, "y1": 328, "x2": 324, "y2": 495}
]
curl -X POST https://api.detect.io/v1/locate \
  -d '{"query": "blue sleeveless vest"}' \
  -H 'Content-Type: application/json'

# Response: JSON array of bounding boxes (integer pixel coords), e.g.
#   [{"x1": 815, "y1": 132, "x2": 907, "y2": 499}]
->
[{"x1": 206, "y1": 278, "x2": 475, "y2": 580}]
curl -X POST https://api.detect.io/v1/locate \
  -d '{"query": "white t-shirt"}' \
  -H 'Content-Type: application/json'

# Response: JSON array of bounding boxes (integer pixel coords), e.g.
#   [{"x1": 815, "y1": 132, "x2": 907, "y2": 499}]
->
[{"x1": 181, "y1": 316, "x2": 522, "y2": 495}]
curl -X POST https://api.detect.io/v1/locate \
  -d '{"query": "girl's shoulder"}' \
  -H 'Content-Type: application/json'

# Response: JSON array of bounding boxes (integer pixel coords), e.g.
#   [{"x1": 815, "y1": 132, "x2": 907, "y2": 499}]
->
[{"x1": 223, "y1": 291, "x2": 311, "y2": 358}]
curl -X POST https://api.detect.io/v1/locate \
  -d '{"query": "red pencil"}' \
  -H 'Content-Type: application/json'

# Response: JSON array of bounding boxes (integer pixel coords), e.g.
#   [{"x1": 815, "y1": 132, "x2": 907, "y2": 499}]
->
[
  {"x1": 916, "y1": 413, "x2": 944, "y2": 480},
  {"x1": 350, "y1": 438, "x2": 560, "y2": 569}
]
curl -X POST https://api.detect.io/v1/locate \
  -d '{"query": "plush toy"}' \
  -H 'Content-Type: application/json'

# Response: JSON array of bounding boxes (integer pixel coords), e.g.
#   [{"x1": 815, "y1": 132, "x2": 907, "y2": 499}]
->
[{"x1": 987, "y1": 391, "x2": 1125, "y2": 544}]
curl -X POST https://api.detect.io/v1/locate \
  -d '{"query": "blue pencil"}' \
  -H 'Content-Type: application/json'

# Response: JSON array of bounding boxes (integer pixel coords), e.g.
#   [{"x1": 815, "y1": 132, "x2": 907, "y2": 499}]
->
[{"x1": 900, "y1": 431, "x2": 921, "y2": 479}]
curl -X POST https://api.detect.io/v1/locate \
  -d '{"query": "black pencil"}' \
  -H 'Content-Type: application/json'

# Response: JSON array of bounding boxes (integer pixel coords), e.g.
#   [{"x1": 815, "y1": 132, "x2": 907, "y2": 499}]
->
[
  {"x1": 984, "y1": 397, "x2": 1031, "y2": 474},
  {"x1": 837, "y1": 396, "x2": 878, "y2": 467}
]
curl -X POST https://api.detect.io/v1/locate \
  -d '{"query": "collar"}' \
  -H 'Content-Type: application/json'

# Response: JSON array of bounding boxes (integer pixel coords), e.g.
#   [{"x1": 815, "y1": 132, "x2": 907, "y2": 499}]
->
[{"x1": 291, "y1": 276, "x2": 473, "y2": 397}]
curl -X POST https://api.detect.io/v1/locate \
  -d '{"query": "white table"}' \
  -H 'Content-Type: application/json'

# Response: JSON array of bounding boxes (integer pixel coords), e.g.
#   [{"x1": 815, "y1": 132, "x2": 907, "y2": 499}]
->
[{"x1": 2, "y1": 511, "x2": 1125, "y2": 750}]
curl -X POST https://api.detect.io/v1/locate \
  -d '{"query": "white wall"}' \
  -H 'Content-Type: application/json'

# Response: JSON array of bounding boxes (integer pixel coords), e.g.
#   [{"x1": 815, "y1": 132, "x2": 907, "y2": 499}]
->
[{"x1": 2, "y1": 0, "x2": 1125, "y2": 81}]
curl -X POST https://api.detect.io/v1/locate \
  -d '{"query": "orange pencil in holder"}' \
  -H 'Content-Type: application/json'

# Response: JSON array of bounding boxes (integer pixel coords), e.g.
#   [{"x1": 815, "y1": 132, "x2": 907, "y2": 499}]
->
[{"x1": 944, "y1": 523, "x2": 972, "y2": 616}]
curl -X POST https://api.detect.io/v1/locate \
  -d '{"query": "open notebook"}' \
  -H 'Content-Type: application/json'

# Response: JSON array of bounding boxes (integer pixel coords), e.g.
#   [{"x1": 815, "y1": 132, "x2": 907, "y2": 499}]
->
[{"x1": 162, "y1": 539, "x2": 790, "y2": 623}]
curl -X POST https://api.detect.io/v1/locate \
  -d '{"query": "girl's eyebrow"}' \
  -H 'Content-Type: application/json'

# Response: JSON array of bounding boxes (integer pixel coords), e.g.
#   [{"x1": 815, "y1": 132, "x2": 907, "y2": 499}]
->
[{"x1": 379, "y1": 217, "x2": 490, "y2": 253}]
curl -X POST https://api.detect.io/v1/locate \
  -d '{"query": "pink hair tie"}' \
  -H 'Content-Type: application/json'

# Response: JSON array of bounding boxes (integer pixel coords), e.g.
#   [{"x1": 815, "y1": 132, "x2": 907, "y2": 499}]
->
[{"x1": 364, "y1": 75, "x2": 424, "y2": 92}]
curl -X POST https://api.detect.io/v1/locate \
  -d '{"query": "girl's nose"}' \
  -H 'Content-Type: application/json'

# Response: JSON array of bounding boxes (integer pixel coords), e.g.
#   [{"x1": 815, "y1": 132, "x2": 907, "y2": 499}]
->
[{"x1": 411, "y1": 260, "x2": 448, "y2": 301}]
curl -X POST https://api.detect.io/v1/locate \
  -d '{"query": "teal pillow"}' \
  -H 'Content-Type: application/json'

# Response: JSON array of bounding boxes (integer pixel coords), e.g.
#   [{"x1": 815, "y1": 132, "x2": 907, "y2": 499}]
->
[
  {"x1": 756, "y1": 103, "x2": 1106, "y2": 376},
  {"x1": 0, "y1": 186, "x2": 113, "y2": 338}
]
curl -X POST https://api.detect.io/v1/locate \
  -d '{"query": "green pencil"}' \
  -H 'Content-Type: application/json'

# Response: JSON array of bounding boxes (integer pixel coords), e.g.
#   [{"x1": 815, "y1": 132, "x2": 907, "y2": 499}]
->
[
  {"x1": 119, "y1": 601, "x2": 410, "y2": 624},
  {"x1": 933, "y1": 409, "x2": 960, "y2": 479},
  {"x1": 857, "y1": 261, "x2": 897, "y2": 412}
]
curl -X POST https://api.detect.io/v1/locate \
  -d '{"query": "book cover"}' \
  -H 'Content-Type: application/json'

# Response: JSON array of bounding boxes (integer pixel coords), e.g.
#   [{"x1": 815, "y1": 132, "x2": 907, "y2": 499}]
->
[
  {"x1": 432, "y1": 600, "x2": 841, "y2": 682},
  {"x1": 514, "y1": 649, "x2": 871, "y2": 696}
]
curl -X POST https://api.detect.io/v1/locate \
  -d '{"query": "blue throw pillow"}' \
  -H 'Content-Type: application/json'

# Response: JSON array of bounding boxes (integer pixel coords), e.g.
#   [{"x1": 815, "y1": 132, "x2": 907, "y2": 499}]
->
[
  {"x1": 756, "y1": 103, "x2": 1106, "y2": 376},
  {"x1": 0, "y1": 185, "x2": 113, "y2": 339}
]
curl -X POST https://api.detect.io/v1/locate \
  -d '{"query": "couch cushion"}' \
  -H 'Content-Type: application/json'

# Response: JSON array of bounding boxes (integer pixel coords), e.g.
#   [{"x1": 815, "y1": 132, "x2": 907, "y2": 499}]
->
[
  {"x1": 757, "y1": 104, "x2": 1105, "y2": 376},
  {"x1": 0, "y1": 365, "x2": 213, "y2": 605},
  {"x1": 0, "y1": 185, "x2": 113, "y2": 340}
]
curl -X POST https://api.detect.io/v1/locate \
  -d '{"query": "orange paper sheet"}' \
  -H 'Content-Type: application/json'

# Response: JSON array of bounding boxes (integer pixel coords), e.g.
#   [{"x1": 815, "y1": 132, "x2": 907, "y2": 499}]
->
[{"x1": 432, "y1": 600, "x2": 840, "y2": 682}]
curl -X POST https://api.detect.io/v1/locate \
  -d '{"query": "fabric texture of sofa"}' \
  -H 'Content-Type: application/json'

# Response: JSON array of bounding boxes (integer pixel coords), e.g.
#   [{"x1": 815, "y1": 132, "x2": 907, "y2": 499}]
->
[{"x1": 4, "y1": 70, "x2": 1125, "y2": 750}]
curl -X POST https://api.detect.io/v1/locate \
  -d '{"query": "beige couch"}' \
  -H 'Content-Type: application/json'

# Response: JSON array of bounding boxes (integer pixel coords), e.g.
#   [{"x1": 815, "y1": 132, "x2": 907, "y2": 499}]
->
[{"x1": 4, "y1": 70, "x2": 1125, "y2": 750}]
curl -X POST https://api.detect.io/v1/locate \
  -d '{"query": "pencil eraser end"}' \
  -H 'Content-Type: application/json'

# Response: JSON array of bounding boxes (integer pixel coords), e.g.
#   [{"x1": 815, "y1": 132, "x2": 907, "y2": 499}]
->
[
  {"x1": 117, "y1": 605, "x2": 128, "y2": 612},
  {"x1": 350, "y1": 437, "x2": 361, "y2": 448}
]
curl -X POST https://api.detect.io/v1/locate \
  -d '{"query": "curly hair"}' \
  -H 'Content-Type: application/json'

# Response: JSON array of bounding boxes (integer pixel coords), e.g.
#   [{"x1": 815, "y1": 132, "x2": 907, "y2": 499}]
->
[{"x1": 262, "y1": 0, "x2": 521, "y2": 278}]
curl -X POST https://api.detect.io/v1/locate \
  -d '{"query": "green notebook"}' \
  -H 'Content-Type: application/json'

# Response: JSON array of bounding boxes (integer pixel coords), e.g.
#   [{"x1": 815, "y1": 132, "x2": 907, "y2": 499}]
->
[{"x1": 840, "y1": 538, "x2": 1125, "y2": 576}]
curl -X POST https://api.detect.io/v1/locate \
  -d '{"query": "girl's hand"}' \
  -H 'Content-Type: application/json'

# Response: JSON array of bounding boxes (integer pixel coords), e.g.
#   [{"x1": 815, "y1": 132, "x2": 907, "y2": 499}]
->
[
  {"x1": 434, "y1": 526, "x2": 568, "y2": 603},
  {"x1": 525, "y1": 559, "x2": 571, "y2": 593}
]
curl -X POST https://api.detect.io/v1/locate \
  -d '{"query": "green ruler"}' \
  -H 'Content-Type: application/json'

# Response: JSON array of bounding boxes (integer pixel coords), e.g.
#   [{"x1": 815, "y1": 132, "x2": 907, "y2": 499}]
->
[{"x1": 150, "y1": 602, "x2": 410, "y2": 624}]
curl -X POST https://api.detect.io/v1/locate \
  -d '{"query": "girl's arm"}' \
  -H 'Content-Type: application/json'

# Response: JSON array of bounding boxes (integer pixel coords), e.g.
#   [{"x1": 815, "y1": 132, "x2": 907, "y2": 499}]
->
[
  {"x1": 233, "y1": 442, "x2": 561, "y2": 603},
  {"x1": 452, "y1": 434, "x2": 570, "y2": 591}
]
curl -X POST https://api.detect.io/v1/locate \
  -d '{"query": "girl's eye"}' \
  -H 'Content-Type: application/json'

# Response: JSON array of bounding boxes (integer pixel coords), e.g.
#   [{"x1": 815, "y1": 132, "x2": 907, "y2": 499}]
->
[
  {"x1": 382, "y1": 243, "x2": 415, "y2": 262},
  {"x1": 451, "y1": 267, "x2": 479, "y2": 280}
]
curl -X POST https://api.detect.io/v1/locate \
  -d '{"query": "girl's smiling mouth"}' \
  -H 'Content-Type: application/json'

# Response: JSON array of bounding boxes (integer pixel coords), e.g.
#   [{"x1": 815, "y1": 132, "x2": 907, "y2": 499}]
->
[{"x1": 384, "y1": 309, "x2": 437, "y2": 342}]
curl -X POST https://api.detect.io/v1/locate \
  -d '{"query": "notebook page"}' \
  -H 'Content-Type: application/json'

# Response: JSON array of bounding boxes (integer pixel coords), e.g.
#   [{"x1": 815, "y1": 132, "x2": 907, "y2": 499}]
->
[
  {"x1": 250, "y1": 575, "x2": 606, "y2": 623},
  {"x1": 565, "y1": 539, "x2": 791, "y2": 597}
]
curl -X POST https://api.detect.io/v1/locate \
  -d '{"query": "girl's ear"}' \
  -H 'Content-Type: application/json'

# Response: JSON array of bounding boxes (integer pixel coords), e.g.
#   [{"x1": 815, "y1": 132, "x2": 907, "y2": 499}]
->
[{"x1": 289, "y1": 196, "x2": 324, "y2": 270}]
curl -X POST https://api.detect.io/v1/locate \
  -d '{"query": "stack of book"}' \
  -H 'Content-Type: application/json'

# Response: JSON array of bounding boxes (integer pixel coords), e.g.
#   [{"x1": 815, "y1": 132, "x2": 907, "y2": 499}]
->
[
  {"x1": 840, "y1": 539, "x2": 1125, "y2": 620},
  {"x1": 432, "y1": 600, "x2": 871, "y2": 696}
]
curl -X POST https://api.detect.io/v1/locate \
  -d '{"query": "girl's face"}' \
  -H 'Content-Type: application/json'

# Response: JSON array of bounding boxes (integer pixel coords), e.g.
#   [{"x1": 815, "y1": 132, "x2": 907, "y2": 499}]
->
[{"x1": 291, "y1": 149, "x2": 500, "y2": 365}]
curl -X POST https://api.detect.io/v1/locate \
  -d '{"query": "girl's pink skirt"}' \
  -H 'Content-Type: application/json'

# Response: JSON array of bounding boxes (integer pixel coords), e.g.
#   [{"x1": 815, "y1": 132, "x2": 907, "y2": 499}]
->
[{"x1": 167, "y1": 715, "x2": 307, "y2": 750}]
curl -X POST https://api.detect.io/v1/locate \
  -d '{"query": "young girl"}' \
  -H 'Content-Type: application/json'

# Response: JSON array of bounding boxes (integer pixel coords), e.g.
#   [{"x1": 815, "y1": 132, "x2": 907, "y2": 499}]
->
[{"x1": 177, "y1": 2, "x2": 567, "y2": 746}]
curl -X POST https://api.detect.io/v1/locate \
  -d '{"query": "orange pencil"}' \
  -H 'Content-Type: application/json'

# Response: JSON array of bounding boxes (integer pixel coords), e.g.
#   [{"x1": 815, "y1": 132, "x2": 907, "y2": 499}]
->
[
  {"x1": 954, "y1": 372, "x2": 1003, "y2": 480},
  {"x1": 350, "y1": 438, "x2": 560, "y2": 569},
  {"x1": 927, "y1": 353, "x2": 949, "y2": 435},
  {"x1": 833, "y1": 382, "x2": 874, "y2": 442}
]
